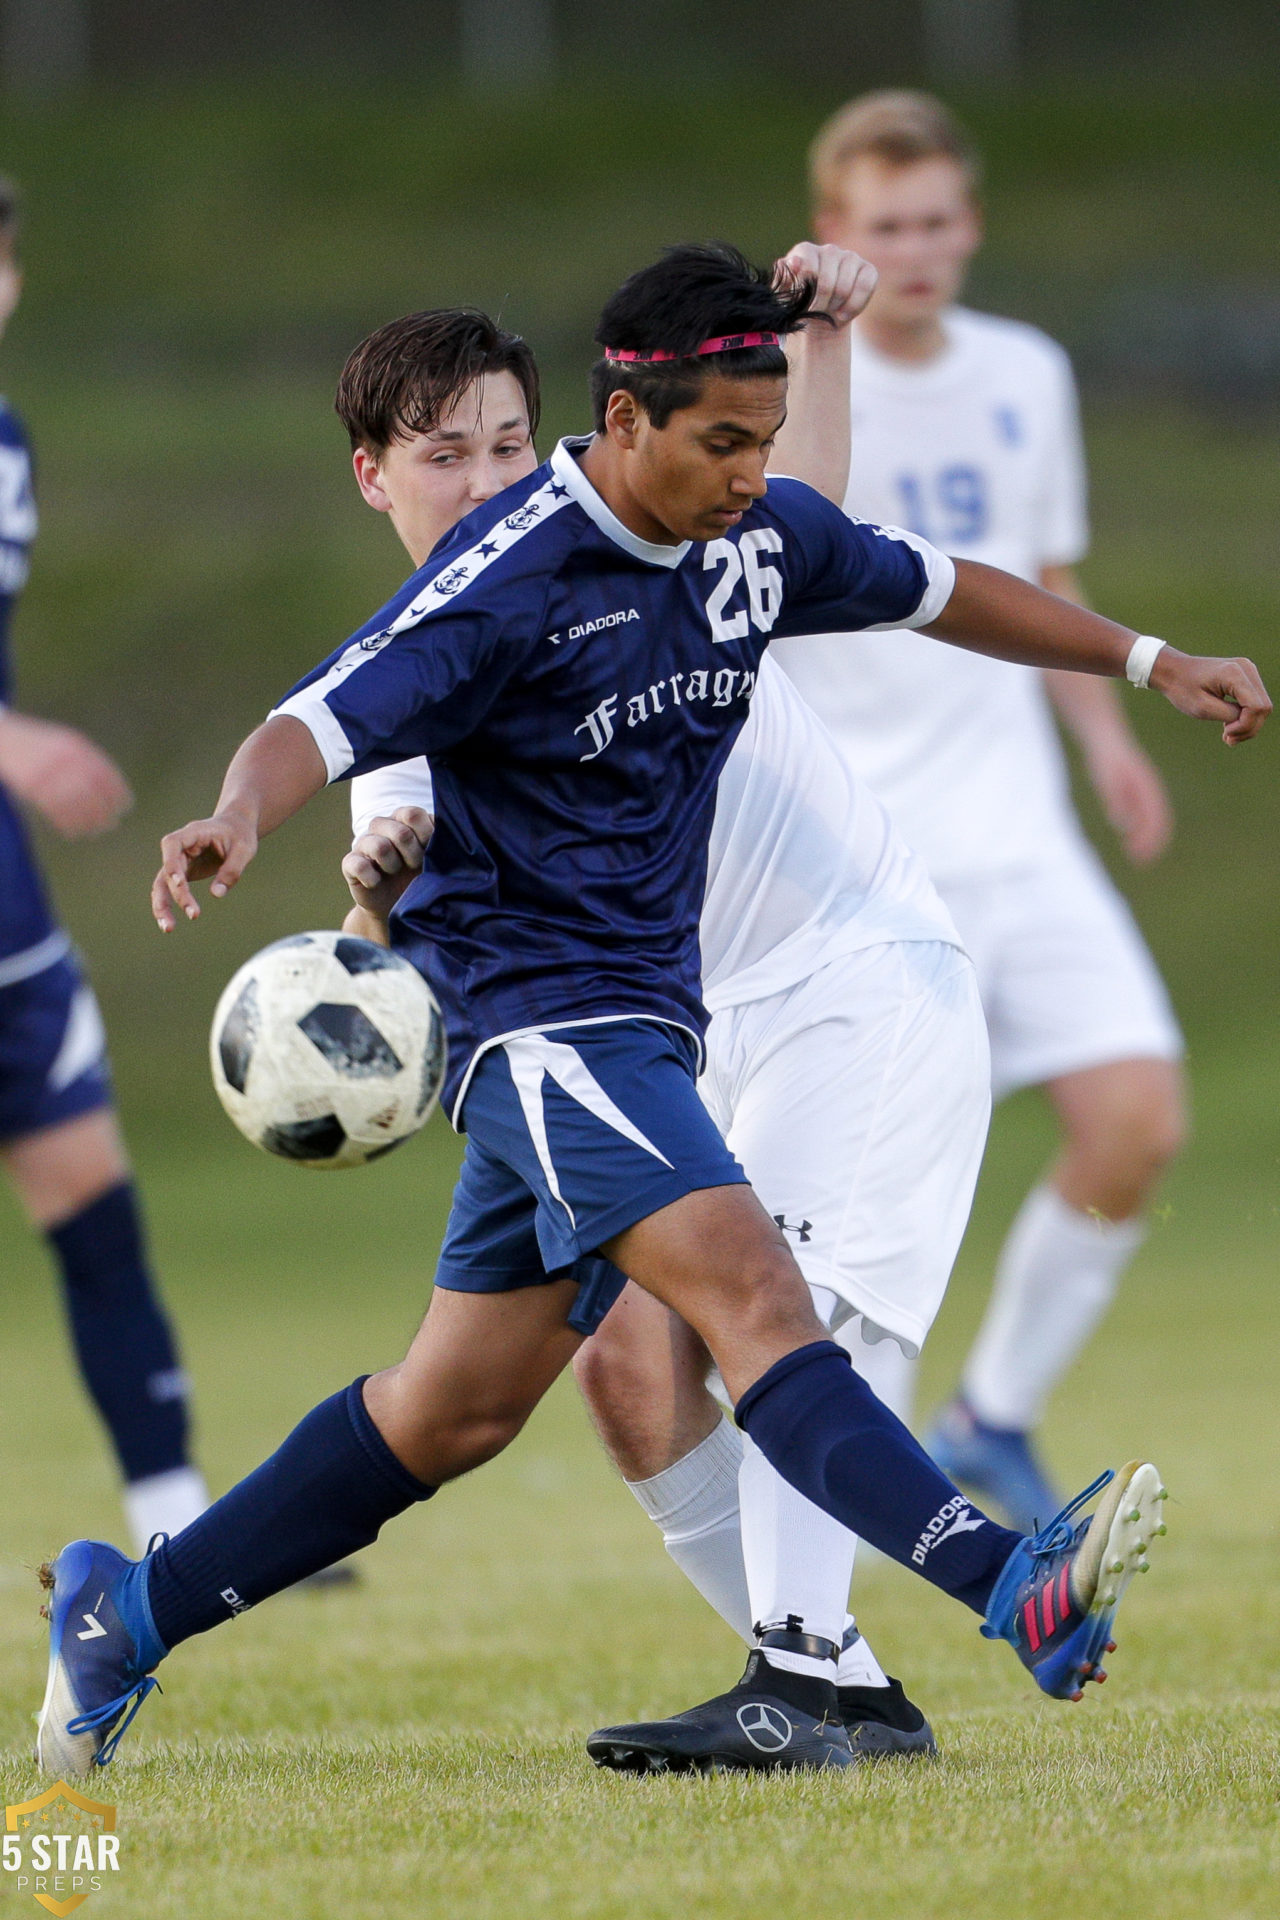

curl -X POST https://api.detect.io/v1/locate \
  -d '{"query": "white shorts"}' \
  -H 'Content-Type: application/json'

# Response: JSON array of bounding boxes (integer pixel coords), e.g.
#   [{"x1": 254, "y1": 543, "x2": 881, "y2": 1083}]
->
[
  {"x1": 699, "y1": 940, "x2": 990, "y2": 1355},
  {"x1": 938, "y1": 838, "x2": 1183, "y2": 1104}
]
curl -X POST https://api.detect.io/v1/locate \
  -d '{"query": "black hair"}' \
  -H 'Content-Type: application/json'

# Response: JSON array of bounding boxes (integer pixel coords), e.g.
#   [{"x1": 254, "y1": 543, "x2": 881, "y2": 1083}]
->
[
  {"x1": 590, "y1": 242, "x2": 818, "y2": 431},
  {"x1": 335, "y1": 307, "x2": 540, "y2": 454}
]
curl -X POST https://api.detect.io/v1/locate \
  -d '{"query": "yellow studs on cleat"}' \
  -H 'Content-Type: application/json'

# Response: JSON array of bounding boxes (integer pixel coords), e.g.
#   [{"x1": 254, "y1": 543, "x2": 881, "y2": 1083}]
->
[
  {"x1": 1126, "y1": 1507, "x2": 1141, "y2": 1523},
  {"x1": 1154, "y1": 1522, "x2": 1167, "y2": 1536}
]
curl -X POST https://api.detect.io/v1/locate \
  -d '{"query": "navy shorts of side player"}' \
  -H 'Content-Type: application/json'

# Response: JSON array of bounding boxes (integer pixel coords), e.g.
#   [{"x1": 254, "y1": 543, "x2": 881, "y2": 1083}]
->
[
  {"x1": 0, "y1": 939, "x2": 112, "y2": 1142},
  {"x1": 437, "y1": 1018, "x2": 746, "y2": 1334}
]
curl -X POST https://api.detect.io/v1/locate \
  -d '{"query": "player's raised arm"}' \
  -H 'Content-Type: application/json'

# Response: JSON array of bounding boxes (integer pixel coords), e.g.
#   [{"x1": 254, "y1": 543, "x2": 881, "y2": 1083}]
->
[
  {"x1": 769, "y1": 242, "x2": 877, "y2": 505},
  {"x1": 151, "y1": 714, "x2": 326, "y2": 930},
  {"x1": 925, "y1": 559, "x2": 1270, "y2": 745}
]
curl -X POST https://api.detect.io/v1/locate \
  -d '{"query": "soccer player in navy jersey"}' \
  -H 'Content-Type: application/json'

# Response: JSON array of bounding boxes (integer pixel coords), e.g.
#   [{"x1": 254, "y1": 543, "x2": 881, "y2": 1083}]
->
[
  {"x1": 337, "y1": 273, "x2": 963, "y2": 1767},
  {"x1": 36, "y1": 243, "x2": 1266, "y2": 1776},
  {"x1": 0, "y1": 178, "x2": 210, "y2": 1555}
]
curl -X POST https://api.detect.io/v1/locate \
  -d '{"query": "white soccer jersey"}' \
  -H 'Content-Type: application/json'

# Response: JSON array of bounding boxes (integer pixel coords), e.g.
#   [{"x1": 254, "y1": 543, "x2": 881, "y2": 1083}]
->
[
  {"x1": 771, "y1": 306, "x2": 1089, "y2": 882},
  {"x1": 350, "y1": 655, "x2": 962, "y2": 1010}
]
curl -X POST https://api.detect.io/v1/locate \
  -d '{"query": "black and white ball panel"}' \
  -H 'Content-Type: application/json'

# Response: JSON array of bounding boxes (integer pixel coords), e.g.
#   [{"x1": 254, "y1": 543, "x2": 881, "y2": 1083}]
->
[{"x1": 209, "y1": 931, "x2": 446, "y2": 1169}]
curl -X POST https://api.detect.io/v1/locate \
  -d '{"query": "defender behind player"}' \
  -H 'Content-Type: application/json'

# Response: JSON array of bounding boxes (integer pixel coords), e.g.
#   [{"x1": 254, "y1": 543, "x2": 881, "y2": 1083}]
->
[
  {"x1": 773, "y1": 95, "x2": 1188, "y2": 1529},
  {"x1": 0, "y1": 179, "x2": 209, "y2": 1552}
]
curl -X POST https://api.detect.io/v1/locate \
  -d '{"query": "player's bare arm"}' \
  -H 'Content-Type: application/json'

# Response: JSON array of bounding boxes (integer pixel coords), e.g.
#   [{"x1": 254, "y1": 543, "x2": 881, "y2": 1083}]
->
[
  {"x1": 340, "y1": 806, "x2": 433, "y2": 942},
  {"x1": 0, "y1": 704, "x2": 132, "y2": 837},
  {"x1": 151, "y1": 713, "x2": 326, "y2": 930},
  {"x1": 1038, "y1": 564, "x2": 1174, "y2": 863},
  {"x1": 927, "y1": 560, "x2": 1270, "y2": 744},
  {"x1": 769, "y1": 241, "x2": 876, "y2": 503}
]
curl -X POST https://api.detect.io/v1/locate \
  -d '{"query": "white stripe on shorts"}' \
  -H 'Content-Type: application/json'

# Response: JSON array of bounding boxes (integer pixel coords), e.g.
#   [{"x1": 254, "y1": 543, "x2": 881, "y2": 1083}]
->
[
  {"x1": 503, "y1": 1032, "x2": 675, "y2": 1230},
  {"x1": 0, "y1": 929, "x2": 70, "y2": 990}
]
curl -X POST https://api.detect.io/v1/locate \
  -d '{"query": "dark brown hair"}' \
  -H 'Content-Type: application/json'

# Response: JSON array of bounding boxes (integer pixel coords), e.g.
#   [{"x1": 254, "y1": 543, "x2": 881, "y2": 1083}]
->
[{"x1": 335, "y1": 308, "x2": 540, "y2": 455}]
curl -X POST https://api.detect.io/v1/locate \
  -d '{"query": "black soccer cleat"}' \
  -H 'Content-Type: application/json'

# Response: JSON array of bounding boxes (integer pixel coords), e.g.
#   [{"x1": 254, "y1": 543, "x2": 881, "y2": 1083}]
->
[
  {"x1": 587, "y1": 1649, "x2": 856, "y2": 1774},
  {"x1": 839, "y1": 1676, "x2": 937, "y2": 1758}
]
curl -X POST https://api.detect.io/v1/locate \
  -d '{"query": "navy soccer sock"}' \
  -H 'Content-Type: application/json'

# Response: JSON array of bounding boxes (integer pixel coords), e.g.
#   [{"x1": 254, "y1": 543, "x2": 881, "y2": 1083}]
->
[
  {"x1": 144, "y1": 1379, "x2": 433, "y2": 1651},
  {"x1": 737, "y1": 1343, "x2": 1023, "y2": 1614},
  {"x1": 50, "y1": 1182, "x2": 191, "y2": 1484}
]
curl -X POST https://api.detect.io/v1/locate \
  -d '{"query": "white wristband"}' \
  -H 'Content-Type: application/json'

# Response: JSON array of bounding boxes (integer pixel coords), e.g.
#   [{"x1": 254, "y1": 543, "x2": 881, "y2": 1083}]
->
[{"x1": 1125, "y1": 635, "x2": 1166, "y2": 689}]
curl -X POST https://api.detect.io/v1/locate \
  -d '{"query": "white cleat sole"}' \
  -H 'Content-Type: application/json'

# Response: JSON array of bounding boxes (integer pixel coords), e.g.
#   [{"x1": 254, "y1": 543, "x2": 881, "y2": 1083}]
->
[
  {"x1": 1073, "y1": 1459, "x2": 1168, "y2": 1630},
  {"x1": 34, "y1": 1652, "x2": 99, "y2": 1777}
]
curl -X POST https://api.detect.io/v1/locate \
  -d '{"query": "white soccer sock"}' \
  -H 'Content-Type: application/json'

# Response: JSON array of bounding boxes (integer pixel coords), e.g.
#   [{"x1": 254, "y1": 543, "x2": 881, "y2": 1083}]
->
[
  {"x1": 123, "y1": 1465, "x2": 210, "y2": 1557},
  {"x1": 963, "y1": 1183, "x2": 1146, "y2": 1430},
  {"x1": 836, "y1": 1620, "x2": 890, "y2": 1689},
  {"x1": 626, "y1": 1415, "x2": 752, "y2": 1642},
  {"x1": 738, "y1": 1431, "x2": 856, "y2": 1679}
]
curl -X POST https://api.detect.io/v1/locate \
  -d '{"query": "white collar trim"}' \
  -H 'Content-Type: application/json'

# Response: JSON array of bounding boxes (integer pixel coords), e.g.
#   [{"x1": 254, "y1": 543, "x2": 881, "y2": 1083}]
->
[{"x1": 551, "y1": 436, "x2": 691, "y2": 570}]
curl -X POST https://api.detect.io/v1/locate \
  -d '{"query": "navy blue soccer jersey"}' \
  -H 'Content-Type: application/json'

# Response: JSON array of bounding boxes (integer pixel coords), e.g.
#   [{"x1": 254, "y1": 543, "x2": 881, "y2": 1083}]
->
[
  {"x1": 274, "y1": 437, "x2": 954, "y2": 1121},
  {"x1": 0, "y1": 399, "x2": 58, "y2": 969}
]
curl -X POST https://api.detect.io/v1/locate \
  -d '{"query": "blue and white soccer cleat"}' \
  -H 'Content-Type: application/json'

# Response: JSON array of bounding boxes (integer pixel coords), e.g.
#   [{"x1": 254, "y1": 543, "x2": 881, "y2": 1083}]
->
[
  {"x1": 981, "y1": 1462, "x2": 1168, "y2": 1700},
  {"x1": 924, "y1": 1396, "x2": 1062, "y2": 1536},
  {"x1": 35, "y1": 1538, "x2": 166, "y2": 1775}
]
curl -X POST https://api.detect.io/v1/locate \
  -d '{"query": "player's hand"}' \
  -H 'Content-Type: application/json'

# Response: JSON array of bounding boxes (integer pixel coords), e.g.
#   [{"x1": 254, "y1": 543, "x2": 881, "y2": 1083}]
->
[
  {"x1": 152, "y1": 812, "x2": 259, "y2": 931},
  {"x1": 776, "y1": 242, "x2": 878, "y2": 330},
  {"x1": 1149, "y1": 648, "x2": 1271, "y2": 745},
  {"x1": 0, "y1": 709, "x2": 133, "y2": 837},
  {"x1": 341, "y1": 807, "x2": 433, "y2": 922},
  {"x1": 1084, "y1": 735, "x2": 1174, "y2": 864}
]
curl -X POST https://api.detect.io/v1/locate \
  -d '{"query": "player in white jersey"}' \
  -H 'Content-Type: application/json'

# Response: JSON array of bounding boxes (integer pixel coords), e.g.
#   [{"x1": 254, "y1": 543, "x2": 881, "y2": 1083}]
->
[
  {"x1": 337, "y1": 279, "x2": 992, "y2": 1766},
  {"x1": 771, "y1": 91, "x2": 1187, "y2": 1530}
]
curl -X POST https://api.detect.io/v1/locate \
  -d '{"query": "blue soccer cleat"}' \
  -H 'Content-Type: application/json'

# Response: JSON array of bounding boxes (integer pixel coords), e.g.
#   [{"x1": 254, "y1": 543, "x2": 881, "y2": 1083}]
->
[
  {"x1": 35, "y1": 1538, "x2": 166, "y2": 1775},
  {"x1": 981, "y1": 1461, "x2": 1168, "y2": 1700},
  {"x1": 924, "y1": 1396, "x2": 1063, "y2": 1536}
]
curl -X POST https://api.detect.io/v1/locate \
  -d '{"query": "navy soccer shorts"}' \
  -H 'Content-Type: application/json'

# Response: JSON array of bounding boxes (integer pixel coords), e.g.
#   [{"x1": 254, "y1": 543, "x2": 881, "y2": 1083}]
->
[
  {"x1": 0, "y1": 948, "x2": 112, "y2": 1143},
  {"x1": 434, "y1": 1018, "x2": 747, "y2": 1335}
]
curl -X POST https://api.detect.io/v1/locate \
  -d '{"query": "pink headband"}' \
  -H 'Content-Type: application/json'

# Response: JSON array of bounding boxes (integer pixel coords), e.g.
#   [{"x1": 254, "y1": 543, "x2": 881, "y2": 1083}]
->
[{"x1": 603, "y1": 331, "x2": 780, "y2": 364}]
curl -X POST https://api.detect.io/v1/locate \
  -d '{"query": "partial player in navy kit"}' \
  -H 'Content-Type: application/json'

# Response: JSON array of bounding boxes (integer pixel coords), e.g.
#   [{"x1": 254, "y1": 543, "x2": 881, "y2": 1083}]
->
[
  {"x1": 38, "y1": 243, "x2": 1265, "y2": 1776},
  {"x1": 0, "y1": 179, "x2": 210, "y2": 1553}
]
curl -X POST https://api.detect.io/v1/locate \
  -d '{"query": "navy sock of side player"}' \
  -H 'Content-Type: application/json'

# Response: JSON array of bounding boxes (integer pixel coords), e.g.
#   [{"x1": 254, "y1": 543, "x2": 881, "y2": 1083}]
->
[
  {"x1": 736, "y1": 1343, "x2": 1023, "y2": 1613},
  {"x1": 51, "y1": 1182, "x2": 191, "y2": 1482},
  {"x1": 142, "y1": 1379, "x2": 433, "y2": 1652}
]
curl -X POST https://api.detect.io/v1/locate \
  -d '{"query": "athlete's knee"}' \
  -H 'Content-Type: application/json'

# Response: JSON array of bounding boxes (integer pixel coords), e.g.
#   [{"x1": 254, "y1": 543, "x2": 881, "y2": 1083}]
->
[
  {"x1": 572, "y1": 1330, "x2": 632, "y2": 1422},
  {"x1": 367, "y1": 1363, "x2": 536, "y2": 1482},
  {"x1": 1060, "y1": 1061, "x2": 1187, "y2": 1188},
  {"x1": 2, "y1": 1108, "x2": 130, "y2": 1229}
]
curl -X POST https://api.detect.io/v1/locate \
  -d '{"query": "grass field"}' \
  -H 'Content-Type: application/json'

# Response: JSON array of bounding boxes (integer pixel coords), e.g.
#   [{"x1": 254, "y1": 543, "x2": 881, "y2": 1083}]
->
[
  {"x1": 0, "y1": 75, "x2": 1278, "y2": 1920},
  {"x1": 2, "y1": 1038, "x2": 1280, "y2": 1918}
]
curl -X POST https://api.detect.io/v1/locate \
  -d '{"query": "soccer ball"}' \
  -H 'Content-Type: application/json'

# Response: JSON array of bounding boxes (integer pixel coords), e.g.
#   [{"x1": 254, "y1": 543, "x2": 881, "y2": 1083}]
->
[{"x1": 209, "y1": 931, "x2": 446, "y2": 1169}]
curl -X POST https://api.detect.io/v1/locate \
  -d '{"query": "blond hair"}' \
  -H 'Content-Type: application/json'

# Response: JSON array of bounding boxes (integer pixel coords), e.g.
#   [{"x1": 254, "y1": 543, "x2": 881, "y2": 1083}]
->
[{"x1": 809, "y1": 90, "x2": 979, "y2": 220}]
